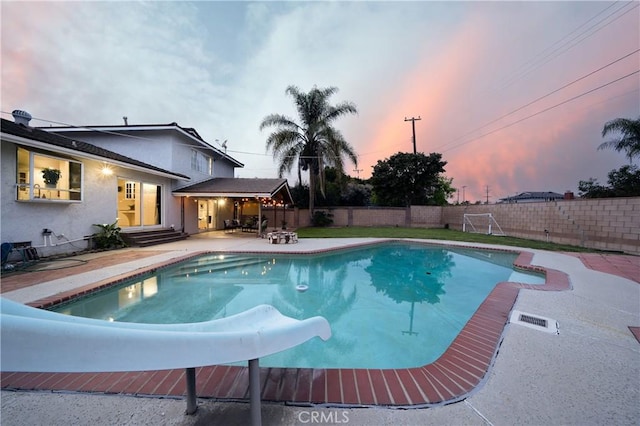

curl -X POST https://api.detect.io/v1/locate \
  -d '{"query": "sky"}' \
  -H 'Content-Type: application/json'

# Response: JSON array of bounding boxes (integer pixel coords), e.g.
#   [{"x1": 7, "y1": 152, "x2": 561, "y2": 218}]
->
[{"x1": 1, "y1": 1, "x2": 638, "y2": 203}]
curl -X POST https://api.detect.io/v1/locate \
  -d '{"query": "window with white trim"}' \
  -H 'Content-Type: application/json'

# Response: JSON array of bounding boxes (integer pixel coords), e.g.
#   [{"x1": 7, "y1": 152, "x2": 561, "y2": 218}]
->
[
  {"x1": 16, "y1": 147, "x2": 83, "y2": 202},
  {"x1": 191, "y1": 149, "x2": 212, "y2": 175}
]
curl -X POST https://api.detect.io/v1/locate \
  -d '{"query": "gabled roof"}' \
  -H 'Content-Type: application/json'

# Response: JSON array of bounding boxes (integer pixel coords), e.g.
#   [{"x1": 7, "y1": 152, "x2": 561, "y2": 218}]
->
[
  {"x1": 43, "y1": 122, "x2": 244, "y2": 168},
  {"x1": 174, "y1": 178, "x2": 293, "y2": 204},
  {"x1": 1, "y1": 118, "x2": 189, "y2": 180},
  {"x1": 499, "y1": 191, "x2": 564, "y2": 202}
]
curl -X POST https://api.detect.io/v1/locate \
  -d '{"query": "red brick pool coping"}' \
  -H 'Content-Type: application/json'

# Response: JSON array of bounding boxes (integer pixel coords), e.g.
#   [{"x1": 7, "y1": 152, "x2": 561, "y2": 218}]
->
[{"x1": 1, "y1": 244, "x2": 571, "y2": 407}]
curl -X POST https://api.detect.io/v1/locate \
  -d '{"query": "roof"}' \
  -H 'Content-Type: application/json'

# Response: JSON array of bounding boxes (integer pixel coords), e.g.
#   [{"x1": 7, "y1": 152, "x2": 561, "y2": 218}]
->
[
  {"x1": 174, "y1": 178, "x2": 293, "y2": 203},
  {"x1": 1, "y1": 118, "x2": 190, "y2": 180},
  {"x1": 43, "y1": 122, "x2": 244, "y2": 168},
  {"x1": 499, "y1": 191, "x2": 564, "y2": 202}
]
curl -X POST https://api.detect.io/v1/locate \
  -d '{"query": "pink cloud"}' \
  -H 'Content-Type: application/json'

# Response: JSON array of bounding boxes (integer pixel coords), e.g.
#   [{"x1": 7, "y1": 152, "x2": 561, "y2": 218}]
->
[{"x1": 362, "y1": 5, "x2": 638, "y2": 202}]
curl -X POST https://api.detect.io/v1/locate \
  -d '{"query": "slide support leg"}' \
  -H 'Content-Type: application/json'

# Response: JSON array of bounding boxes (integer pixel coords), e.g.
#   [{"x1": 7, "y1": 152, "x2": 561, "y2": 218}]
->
[
  {"x1": 185, "y1": 367, "x2": 197, "y2": 415},
  {"x1": 249, "y1": 358, "x2": 262, "y2": 426}
]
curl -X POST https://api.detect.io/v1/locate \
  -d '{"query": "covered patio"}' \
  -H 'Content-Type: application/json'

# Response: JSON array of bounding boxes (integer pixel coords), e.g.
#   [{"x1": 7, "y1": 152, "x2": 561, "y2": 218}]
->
[{"x1": 173, "y1": 178, "x2": 294, "y2": 236}]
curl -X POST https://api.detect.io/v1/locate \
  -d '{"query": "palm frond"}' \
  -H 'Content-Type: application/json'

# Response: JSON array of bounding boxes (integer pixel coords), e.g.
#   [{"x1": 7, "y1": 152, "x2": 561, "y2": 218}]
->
[
  {"x1": 261, "y1": 85, "x2": 359, "y2": 212},
  {"x1": 259, "y1": 114, "x2": 299, "y2": 131},
  {"x1": 599, "y1": 116, "x2": 640, "y2": 161}
]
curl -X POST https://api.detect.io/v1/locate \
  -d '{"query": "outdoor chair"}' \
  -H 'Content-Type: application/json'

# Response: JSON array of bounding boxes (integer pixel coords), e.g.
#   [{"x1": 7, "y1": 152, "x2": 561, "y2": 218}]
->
[{"x1": 223, "y1": 219, "x2": 238, "y2": 233}]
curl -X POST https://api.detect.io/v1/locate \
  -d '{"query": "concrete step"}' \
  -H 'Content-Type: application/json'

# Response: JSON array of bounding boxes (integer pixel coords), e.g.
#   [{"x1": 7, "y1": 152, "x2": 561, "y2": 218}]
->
[{"x1": 122, "y1": 229, "x2": 189, "y2": 247}]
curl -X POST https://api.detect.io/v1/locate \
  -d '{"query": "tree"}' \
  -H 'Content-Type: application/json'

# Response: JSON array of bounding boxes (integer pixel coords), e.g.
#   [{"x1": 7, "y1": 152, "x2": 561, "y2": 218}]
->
[
  {"x1": 598, "y1": 116, "x2": 640, "y2": 163},
  {"x1": 432, "y1": 176, "x2": 455, "y2": 206},
  {"x1": 369, "y1": 152, "x2": 448, "y2": 206},
  {"x1": 260, "y1": 86, "x2": 358, "y2": 217},
  {"x1": 340, "y1": 181, "x2": 372, "y2": 206},
  {"x1": 578, "y1": 165, "x2": 640, "y2": 198},
  {"x1": 316, "y1": 166, "x2": 372, "y2": 207}
]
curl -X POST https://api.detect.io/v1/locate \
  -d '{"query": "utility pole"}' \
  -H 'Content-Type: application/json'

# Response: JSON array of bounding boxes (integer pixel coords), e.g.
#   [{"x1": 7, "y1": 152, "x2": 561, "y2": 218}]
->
[
  {"x1": 404, "y1": 116, "x2": 421, "y2": 154},
  {"x1": 462, "y1": 185, "x2": 467, "y2": 203},
  {"x1": 485, "y1": 185, "x2": 490, "y2": 204},
  {"x1": 353, "y1": 167, "x2": 363, "y2": 179}
]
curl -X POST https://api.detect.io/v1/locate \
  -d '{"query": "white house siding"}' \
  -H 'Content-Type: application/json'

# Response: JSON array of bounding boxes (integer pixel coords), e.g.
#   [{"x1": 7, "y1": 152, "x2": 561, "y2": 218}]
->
[
  {"x1": 211, "y1": 159, "x2": 236, "y2": 179},
  {"x1": 48, "y1": 128, "x2": 234, "y2": 185},
  {"x1": 38, "y1": 125, "x2": 243, "y2": 235},
  {"x1": 1, "y1": 141, "x2": 176, "y2": 257},
  {"x1": 48, "y1": 130, "x2": 175, "y2": 174},
  {"x1": 169, "y1": 134, "x2": 217, "y2": 184},
  {"x1": 1, "y1": 142, "x2": 107, "y2": 256}
]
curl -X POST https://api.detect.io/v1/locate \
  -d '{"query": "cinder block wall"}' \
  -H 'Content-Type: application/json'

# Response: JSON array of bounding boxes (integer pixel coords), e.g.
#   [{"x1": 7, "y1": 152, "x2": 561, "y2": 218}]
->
[
  {"x1": 411, "y1": 205, "x2": 443, "y2": 227},
  {"x1": 288, "y1": 197, "x2": 639, "y2": 254},
  {"x1": 441, "y1": 197, "x2": 639, "y2": 254}
]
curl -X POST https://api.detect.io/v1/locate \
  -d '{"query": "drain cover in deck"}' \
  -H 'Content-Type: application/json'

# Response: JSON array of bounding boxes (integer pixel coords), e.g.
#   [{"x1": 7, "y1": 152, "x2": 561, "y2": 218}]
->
[{"x1": 510, "y1": 310, "x2": 559, "y2": 334}]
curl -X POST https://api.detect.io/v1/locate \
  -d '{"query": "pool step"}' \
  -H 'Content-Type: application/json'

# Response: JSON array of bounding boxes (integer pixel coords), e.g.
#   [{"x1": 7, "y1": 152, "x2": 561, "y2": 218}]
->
[{"x1": 168, "y1": 258, "x2": 269, "y2": 278}]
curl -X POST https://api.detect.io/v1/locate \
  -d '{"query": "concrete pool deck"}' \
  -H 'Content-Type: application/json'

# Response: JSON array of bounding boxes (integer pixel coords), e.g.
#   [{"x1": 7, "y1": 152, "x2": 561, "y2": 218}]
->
[{"x1": 1, "y1": 233, "x2": 639, "y2": 425}]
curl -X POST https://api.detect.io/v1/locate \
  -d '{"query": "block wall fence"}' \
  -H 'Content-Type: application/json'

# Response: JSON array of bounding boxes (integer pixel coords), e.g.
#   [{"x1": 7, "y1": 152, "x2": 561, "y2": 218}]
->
[{"x1": 262, "y1": 197, "x2": 639, "y2": 254}]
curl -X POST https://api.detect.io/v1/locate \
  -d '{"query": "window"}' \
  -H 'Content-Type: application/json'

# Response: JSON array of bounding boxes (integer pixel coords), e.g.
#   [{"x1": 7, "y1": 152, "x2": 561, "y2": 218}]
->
[
  {"x1": 125, "y1": 182, "x2": 136, "y2": 199},
  {"x1": 191, "y1": 149, "x2": 212, "y2": 175},
  {"x1": 16, "y1": 147, "x2": 83, "y2": 202}
]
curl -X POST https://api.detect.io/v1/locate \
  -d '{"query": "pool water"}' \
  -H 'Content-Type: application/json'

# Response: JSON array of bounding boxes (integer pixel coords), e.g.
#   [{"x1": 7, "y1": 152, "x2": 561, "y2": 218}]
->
[{"x1": 52, "y1": 242, "x2": 543, "y2": 369}]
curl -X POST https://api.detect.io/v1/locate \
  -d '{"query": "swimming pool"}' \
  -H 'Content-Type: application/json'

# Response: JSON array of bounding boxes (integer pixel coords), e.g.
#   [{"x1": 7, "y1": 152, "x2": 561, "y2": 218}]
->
[{"x1": 52, "y1": 242, "x2": 544, "y2": 369}]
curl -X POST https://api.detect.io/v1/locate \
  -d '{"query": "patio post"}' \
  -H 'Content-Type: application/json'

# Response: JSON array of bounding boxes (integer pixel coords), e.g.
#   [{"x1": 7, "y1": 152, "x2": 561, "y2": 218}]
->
[{"x1": 257, "y1": 197, "x2": 262, "y2": 237}]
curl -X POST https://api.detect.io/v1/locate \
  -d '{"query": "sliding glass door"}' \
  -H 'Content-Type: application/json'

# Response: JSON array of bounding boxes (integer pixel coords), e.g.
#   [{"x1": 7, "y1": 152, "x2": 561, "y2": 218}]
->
[{"x1": 117, "y1": 178, "x2": 162, "y2": 229}]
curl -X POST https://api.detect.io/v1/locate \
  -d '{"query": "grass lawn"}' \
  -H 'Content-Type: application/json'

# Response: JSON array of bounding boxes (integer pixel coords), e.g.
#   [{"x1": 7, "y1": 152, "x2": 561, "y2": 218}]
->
[{"x1": 295, "y1": 226, "x2": 597, "y2": 252}]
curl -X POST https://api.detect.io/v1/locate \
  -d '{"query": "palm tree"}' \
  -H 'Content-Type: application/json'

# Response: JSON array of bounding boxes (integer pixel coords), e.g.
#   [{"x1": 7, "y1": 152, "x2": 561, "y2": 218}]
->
[
  {"x1": 260, "y1": 85, "x2": 358, "y2": 217},
  {"x1": 598, "y1": 116, "x2": 640, "y2": 163}
]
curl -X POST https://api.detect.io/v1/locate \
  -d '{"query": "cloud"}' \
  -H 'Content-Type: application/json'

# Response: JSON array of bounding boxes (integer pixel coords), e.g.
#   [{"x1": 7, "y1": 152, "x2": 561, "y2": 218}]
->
[{"x1": 2, "y1": 1, "x2": 638, "y2": 201}]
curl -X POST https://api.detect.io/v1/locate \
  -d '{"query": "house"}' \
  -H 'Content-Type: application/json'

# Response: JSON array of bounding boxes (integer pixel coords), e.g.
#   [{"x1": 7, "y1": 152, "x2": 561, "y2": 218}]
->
[
  {"x1": 1, "y1": 111, "x2": 188, "y2": 258},
  {"x1": 43, "y1": 120, "x2": 292, "y2": 235},
  {"x1": 1, "y1": 110, "x2": 292, "y2": 259},
  {"x1": 498, "y1": 191, "x2": 566, "y2": 204}
]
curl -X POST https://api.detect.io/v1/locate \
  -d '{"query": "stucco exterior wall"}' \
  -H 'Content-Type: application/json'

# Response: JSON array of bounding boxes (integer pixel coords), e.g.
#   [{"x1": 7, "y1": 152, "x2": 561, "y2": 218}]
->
[
  {"x1": 212, "y1": 159, "x2": 236, "y2": 178},
  {"x1": 1, "y1": 141, "x2": 178, "y2": 257},
  {"x1": 1, "y1": 142, "x2": 101, "y2": 257},
  {"x1": 46, "y1": 128, "x2": 235, "y2": 185},
  {"x1": 56, "y1": 130, "x2": 175, "y2": 171}
]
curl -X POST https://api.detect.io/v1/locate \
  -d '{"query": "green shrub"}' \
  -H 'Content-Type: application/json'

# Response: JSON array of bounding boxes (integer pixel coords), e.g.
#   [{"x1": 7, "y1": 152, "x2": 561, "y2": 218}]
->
[
  {"x1": 311, "y1": 210, "x2": 333, "y2": 227},
  {"x1": 92, "y1": 220, "x2": 126, "y2": 249}
]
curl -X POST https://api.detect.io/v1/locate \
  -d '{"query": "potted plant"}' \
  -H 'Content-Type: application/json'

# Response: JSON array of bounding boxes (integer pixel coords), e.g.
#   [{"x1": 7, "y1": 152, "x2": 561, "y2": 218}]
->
[{"x1": 42, "y1": 168, "x2": 62, "y2": 188}]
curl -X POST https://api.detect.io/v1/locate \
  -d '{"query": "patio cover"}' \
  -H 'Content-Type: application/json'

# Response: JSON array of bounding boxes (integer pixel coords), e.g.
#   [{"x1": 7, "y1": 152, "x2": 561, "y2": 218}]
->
[{"x1": 173, "y1": 178, "x2": 293, "y2": 204}]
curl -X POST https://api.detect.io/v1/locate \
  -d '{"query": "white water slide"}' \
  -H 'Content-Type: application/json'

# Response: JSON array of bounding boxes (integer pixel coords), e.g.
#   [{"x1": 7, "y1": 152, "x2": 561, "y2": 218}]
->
[{"x1": 0, "y1": 298, "x2": 331, "y2": 426}]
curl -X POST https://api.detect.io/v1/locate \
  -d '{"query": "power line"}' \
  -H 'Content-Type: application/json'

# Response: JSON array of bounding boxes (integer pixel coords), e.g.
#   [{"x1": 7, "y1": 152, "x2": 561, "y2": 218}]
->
[
  {"x1": 1, "y1": 111, "x2": 248, "y2": 156},
  {"x1": 441, "y1": 69, "x2": 640, "y2": 154},
  {"x1": 504, "y1": 1, "x2": 619, "y2": 81},
  {"x1": 0, "y1": 112, "x2": 156, "y2": 142},
  {"x1": 433, "y1": 48, "x2": 640, "y2": 152},
  {"x1": 499, "y1": 1, "x2": 637, "y2": 90}
]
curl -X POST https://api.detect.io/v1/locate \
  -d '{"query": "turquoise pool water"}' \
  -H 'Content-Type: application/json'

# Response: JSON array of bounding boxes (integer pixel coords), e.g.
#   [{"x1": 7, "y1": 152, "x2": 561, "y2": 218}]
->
[{"x1": 52, "y1": 242, "x2": 543, "y2": 369}]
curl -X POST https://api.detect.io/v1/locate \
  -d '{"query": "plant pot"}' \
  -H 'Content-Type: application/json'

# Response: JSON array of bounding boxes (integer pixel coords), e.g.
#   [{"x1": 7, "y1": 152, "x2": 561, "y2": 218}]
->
[{"x1": 45, "y1": 183, "x2": 57, "y2": 189}]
